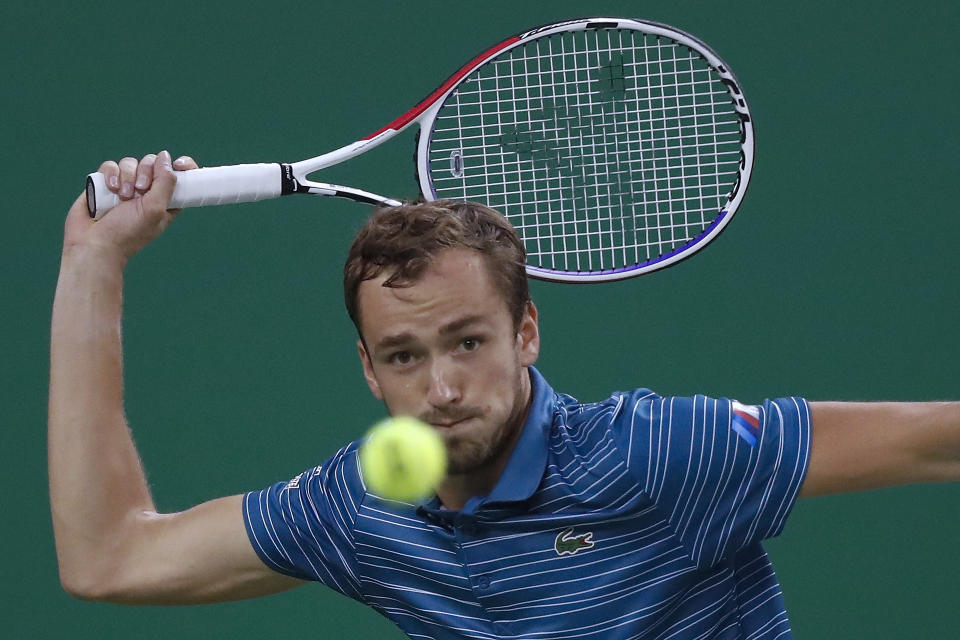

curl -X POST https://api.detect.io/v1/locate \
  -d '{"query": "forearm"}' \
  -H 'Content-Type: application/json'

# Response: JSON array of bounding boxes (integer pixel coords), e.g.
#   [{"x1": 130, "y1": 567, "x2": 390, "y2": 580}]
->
[
  {"x1": 48, "y1": 246, "x2": 156, "y2": 595},
  {"x1": 802, "y1": 401, "x2": 960, "y2": 497}
]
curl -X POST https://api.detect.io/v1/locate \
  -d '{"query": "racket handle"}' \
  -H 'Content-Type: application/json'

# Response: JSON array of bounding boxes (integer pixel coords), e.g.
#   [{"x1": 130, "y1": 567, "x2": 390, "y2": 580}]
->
[{"x1": 85, "y1": 163, "x2": 284, "y2": 219}]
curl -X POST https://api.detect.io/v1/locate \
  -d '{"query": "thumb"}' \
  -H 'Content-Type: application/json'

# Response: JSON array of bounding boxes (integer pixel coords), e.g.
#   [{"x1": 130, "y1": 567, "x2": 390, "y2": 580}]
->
[
  {"x1": 141, "y1": 150, "x2": 178, "y2": 213},
  {"x1": 63, "y1": 191, "x2": 95, "y2": 240},
  {"x1": 66, "y1": 191, "x2": 92, "y2": 225}
]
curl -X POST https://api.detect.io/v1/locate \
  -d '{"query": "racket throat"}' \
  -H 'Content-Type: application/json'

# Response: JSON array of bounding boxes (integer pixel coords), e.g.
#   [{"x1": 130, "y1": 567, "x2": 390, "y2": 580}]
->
[{"x1": 282, "y1": 165, "x2": 402, "y2": 207}]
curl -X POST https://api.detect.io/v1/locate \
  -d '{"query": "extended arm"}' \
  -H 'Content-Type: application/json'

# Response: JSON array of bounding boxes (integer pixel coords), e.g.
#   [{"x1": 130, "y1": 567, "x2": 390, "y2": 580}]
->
[
  {"x1": 49, "y1": 152, "x2": 303, "y2": 603},
  {"x1": 801, "y1": 401, "x2": 960, "y2": 497}
]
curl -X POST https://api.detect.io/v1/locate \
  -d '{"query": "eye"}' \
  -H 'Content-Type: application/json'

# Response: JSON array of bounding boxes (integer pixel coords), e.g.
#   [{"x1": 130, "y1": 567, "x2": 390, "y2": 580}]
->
[
  {"x1": 388, "y1": 350, "x2": 413, "y2": 365},
  {"x1": 459, "y1": 337, "x2": 481, "y2": 352}
]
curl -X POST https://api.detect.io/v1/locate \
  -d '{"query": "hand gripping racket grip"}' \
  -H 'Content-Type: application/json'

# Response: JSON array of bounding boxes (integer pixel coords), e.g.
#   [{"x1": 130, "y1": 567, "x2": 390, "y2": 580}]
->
[{"x1": 85, "y1": 163, "x2": 284, "y2": 219}]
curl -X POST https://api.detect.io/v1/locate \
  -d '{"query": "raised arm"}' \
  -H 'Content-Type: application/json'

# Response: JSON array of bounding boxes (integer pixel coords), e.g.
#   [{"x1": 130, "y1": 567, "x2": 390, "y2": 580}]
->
[
  {"x1": 49, "y1": 152, "x2": 303, "y2": 603},
  {"x1": 801, "y1": 401, "x2": 960, "y2": 497}
]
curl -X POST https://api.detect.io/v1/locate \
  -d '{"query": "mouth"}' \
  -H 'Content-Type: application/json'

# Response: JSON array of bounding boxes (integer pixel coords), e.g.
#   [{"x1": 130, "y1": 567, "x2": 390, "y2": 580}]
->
[{"x1": 429, "y1": 416, "x2": 475, "y2": 430}]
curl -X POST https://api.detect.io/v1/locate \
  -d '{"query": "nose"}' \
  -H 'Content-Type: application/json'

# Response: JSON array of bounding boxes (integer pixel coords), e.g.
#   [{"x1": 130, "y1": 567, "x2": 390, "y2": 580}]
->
[{"x1": 426, "y1": 357, "x2": 461, "y2": 408}]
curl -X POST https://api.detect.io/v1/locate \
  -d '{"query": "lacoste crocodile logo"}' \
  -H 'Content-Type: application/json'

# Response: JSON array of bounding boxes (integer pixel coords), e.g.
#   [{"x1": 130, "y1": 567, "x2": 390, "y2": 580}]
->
[{"x1": 554, "y1": 527, "x2": 595, "y2": 556}]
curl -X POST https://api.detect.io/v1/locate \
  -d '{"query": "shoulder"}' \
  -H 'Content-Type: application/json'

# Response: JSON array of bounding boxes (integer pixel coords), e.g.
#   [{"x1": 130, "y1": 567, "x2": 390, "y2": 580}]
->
[
  {"x1": 278, "y1": 439, "x2": 369, "y2": 518},
  {"x1": 548, "y1": 388, "x2": 750, "y2": 468},
  {"x1": 546, "y1": 387, "x2": 662, "y2": 459},
  {"x1": 551, "y1": 387, "x2": 662, "y2": 435}
]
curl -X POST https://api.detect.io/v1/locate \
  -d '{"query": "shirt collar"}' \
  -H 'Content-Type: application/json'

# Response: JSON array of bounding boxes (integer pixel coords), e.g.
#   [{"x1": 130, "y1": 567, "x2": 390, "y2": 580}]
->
[{"x1": 483, "y1": 365, "x2": 554, "y2": 504}]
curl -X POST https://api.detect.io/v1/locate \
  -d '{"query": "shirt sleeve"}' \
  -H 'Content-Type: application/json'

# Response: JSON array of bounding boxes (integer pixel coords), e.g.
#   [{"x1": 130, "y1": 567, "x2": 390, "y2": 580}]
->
[
  {"x1": 612, "y1": 392, "x2": 811, "y2": 568},
  {"x1": 243, "y1": 445, "x2": 365, "y2": 600}
]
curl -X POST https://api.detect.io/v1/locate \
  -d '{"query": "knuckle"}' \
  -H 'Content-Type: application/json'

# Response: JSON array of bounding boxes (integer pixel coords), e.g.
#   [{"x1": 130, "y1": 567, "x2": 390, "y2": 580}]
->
[{"x1": 119, "y1": 157, "x2": 138, "y2": 175}]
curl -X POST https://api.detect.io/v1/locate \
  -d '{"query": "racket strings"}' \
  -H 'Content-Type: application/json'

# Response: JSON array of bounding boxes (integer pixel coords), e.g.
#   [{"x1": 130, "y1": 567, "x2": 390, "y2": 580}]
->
[{"x1": 428, "y1": 27, "x2": 746, "y2": 275}]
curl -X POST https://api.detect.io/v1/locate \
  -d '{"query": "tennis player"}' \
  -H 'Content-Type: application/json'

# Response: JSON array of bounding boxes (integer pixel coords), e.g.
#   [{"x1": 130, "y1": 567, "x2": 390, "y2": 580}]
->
[{"x1": 50, "y1": 152, "x2": 960, "y2": 638}]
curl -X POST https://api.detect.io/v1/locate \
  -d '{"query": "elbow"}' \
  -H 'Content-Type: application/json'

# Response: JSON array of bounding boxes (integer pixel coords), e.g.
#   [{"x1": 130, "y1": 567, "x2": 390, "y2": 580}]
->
[
  {"x1": 53, "y1": 512, "x2": 168, "y2": 604},
  {"x1": 60, "y1": 573, "x2": 108, "y2": 602},
  {"x1": 58, "y1": 563, "x2": 124, "y2": 603},
  {"x1": 58, "y1": 560, "x2": 167, "y2": 605}
]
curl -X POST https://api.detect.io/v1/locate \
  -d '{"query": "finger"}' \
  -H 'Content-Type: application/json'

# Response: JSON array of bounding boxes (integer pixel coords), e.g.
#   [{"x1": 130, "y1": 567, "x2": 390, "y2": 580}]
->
[
  {"x1": 118, "y1": 156, "x2": 138, "y2": 200},
  {"x1": 135, "y1": 154, "x2": 157, "y2": 194},
  {"x1": 141, "y1": 150, "x2": 178, "y2": 214},
  {"x1": 98, "y1": 160, "x2": 121, "y2": 191},
  {"x1": 173, "y1": 155, "x2": 199, "y2": 171}
]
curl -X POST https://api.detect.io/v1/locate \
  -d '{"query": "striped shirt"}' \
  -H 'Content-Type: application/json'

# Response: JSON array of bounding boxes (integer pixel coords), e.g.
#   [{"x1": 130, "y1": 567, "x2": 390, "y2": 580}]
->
[{"x1": 244, "y1": 367, "x2": 811, "y2": 639}]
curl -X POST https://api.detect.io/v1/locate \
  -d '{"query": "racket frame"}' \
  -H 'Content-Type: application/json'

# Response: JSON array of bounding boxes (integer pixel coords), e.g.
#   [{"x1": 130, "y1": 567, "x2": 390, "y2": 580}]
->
[{"x1": 416, "y1": 18, "x2": 754, "y2": 282}]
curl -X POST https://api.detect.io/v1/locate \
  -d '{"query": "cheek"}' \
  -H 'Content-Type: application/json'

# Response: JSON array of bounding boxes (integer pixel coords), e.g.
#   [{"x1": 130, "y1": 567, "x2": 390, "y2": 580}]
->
[
  {"x1": 378, "y1": 378, "x2": 408, "y2": 410},
  {"x1": 484, "y1": 373, "x2": 517, "y2": 417}
]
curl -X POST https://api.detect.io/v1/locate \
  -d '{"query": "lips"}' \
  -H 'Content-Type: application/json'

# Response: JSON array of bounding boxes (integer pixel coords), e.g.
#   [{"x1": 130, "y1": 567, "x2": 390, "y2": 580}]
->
[{"x1": 426, "y1": 415, "x2": 476, "y2": 429}]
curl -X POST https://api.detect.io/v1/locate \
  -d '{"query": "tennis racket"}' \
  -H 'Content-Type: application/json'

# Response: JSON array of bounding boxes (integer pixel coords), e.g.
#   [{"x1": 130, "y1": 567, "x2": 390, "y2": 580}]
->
[{"x1": 86, "y1": 17, "x2": 753, "y2": 283}]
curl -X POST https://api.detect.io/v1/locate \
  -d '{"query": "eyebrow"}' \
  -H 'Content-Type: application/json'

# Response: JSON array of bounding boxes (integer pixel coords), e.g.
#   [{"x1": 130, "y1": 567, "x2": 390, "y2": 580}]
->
[{"x1": 373, "y1": 315, "x2": 487, "y2": 352}]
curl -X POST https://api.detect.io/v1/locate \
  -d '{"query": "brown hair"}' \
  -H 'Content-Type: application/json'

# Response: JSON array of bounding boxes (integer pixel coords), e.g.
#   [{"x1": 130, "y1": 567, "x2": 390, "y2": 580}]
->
[{"x1": 344, "y1": 200, "x2": 529, "y2": 335}]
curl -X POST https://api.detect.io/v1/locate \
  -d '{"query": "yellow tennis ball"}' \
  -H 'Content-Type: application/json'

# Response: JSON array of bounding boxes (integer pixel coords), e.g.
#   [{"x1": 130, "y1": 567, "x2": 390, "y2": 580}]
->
[{"x1": 359, "y1": 416, "x2": 447, "y2": 502}]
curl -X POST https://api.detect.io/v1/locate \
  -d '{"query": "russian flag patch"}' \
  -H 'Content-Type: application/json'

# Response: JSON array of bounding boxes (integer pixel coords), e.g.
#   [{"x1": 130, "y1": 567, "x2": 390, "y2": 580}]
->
[{"x1": 731, "y1": 401, "x2": 760, "y2": 446}]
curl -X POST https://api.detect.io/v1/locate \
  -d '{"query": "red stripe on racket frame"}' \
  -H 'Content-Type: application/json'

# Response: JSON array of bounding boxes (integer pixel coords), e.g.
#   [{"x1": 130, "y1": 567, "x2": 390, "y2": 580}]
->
[{"x1": 363, "y1": 36, "x2": 522, "y2": 140}]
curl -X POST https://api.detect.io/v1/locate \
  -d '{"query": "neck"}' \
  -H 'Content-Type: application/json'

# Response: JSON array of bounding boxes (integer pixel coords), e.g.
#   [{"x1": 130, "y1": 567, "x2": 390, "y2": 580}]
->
[{"x1": 436, "y1": 369, "x2": 533, "y2": 511}]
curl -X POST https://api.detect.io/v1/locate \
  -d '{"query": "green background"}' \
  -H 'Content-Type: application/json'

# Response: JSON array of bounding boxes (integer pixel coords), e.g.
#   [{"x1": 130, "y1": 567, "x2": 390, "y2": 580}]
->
[{"x1": 3, "y1": 1, "x2": 957, "y2": 637}]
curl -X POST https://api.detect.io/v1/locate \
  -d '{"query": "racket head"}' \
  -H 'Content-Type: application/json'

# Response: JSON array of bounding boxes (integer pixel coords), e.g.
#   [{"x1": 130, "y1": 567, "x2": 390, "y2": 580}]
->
[{"x1": 415, "y1": 18, "x2": 754, "y2": 282}]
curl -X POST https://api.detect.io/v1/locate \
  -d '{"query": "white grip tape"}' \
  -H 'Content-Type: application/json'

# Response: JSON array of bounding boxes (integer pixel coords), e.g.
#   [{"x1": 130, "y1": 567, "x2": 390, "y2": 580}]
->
[{"x1": 86, "y1": 163, "x2": 283, "y2": 219}]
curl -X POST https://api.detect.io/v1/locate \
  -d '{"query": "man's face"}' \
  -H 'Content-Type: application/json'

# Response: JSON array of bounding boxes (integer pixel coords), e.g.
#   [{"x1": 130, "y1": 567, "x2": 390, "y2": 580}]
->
[{"x1": 356, "y1": 248, "x2": 539, "y2": 475}]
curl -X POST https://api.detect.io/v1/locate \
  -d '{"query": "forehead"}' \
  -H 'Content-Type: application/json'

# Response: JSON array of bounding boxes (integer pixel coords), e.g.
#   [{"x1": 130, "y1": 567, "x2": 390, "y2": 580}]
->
[{"x1": 356, "y1": 249, "x2": 509, "y2": 340}]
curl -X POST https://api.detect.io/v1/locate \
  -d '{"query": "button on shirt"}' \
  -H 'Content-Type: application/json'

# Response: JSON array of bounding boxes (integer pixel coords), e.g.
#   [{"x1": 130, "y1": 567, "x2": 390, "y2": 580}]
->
[{"x1": 244, "y1": 367, "x2": 811, "y2": 639}]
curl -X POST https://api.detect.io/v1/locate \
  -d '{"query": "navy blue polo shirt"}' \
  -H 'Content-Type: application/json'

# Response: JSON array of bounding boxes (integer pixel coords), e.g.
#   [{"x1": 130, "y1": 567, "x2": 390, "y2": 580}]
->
[{"x1": 244, "y1": 367, "x2": 811, "y2": 639}]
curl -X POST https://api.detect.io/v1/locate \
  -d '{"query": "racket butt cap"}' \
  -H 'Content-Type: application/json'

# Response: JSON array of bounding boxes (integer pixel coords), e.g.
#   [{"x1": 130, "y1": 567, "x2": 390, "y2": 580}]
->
[
  {"x1": 85, "y1": 172, "x2": 119, "y2": 219},
  {"x1": 85, "y1": 174, "x2": 97, "y2": 218}
]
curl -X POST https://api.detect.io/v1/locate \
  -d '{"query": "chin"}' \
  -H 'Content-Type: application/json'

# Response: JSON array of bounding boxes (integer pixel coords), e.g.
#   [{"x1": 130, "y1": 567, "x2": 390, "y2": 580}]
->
[
  {"x1": 444, "y1": 418, "x2": 513, "y2": 475},
  {"x1": 444, "y1": 439, "x2": 492, "y2": 475}
]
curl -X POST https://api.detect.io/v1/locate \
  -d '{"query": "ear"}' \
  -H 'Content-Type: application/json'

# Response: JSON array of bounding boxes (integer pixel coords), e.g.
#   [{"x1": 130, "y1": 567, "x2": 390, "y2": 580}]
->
[
  {"x1": 517, "y1": 300, "x2": 540, "y2": 367},
  {"x1": 357, "y1": 339, "x2": 383, "y2": 400}
]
